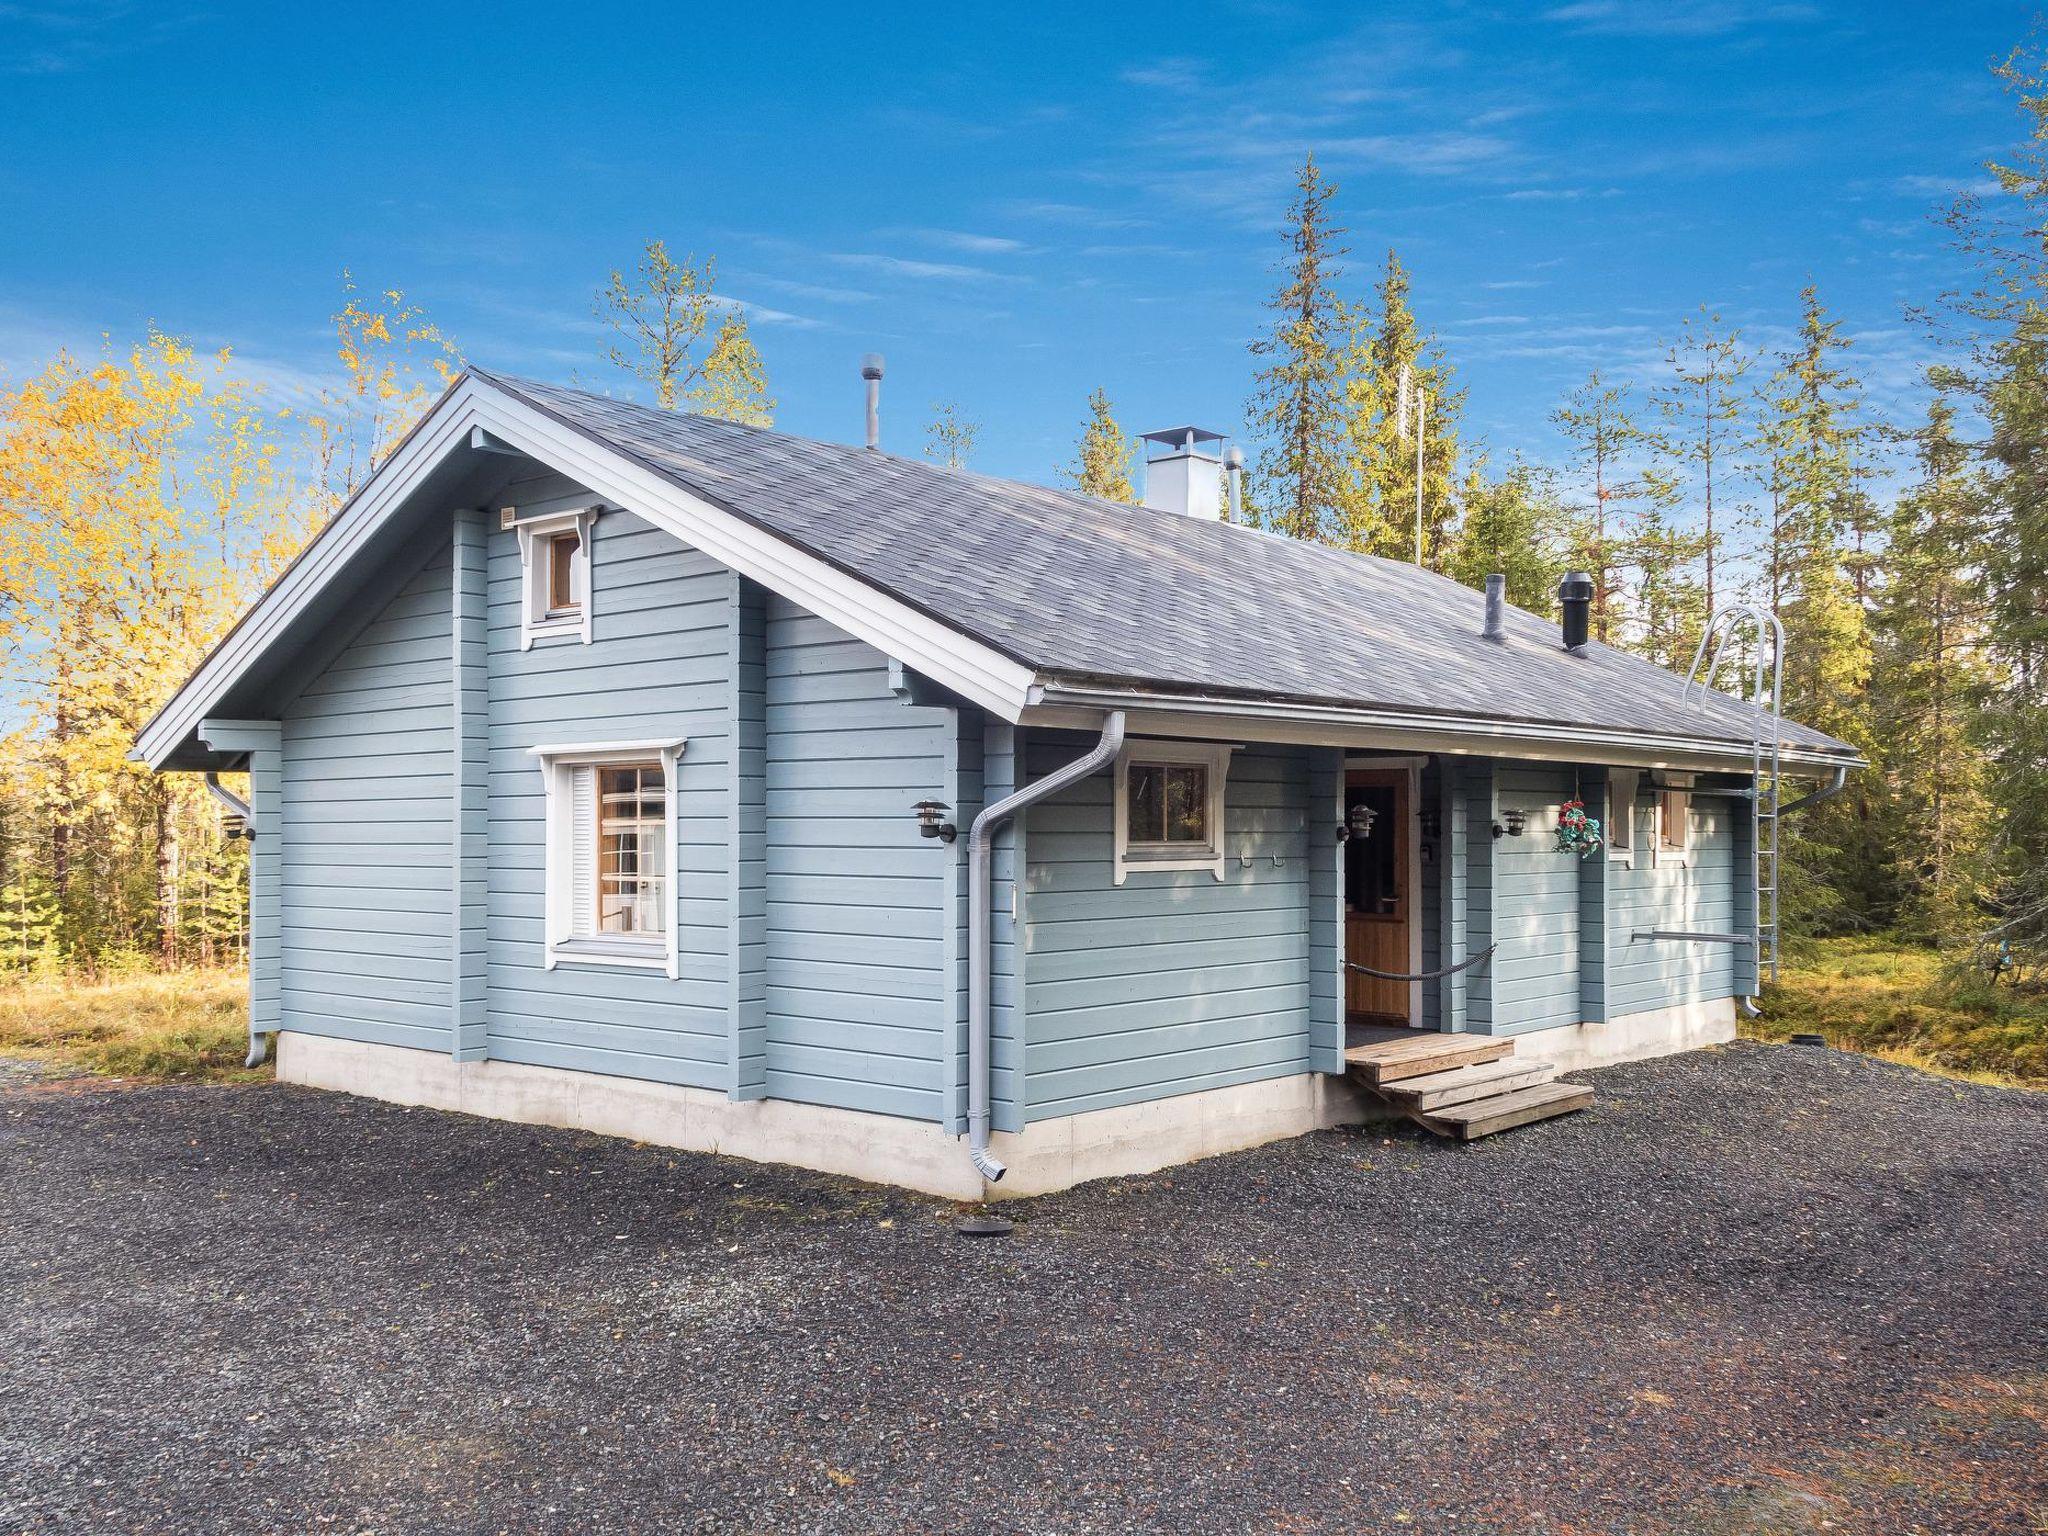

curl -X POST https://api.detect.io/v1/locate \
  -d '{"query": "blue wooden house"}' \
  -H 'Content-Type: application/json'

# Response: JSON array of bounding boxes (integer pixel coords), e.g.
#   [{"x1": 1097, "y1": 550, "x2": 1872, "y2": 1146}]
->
[{"x1": 137, "y1": 371, "x2": 1860, "y2": 1198}]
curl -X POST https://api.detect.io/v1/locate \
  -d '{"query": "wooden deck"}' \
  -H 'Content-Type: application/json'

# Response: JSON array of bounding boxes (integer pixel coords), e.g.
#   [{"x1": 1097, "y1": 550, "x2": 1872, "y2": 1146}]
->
[{"x1": 1344, "y1": 1032, "x2": 1592, "y2": 1140}]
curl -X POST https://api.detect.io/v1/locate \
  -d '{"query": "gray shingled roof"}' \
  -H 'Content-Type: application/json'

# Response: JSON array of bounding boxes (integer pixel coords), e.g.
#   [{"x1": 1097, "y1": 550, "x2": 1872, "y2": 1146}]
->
[{"x1": 479, "y1": 371, "x2": 1855, "y2": 760}]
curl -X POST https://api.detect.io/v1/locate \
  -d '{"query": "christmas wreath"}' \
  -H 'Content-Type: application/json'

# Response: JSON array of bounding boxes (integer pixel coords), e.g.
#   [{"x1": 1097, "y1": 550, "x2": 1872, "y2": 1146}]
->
[{"x1": 1555, "y1": 797, "x2": 1604, "y2": 858}]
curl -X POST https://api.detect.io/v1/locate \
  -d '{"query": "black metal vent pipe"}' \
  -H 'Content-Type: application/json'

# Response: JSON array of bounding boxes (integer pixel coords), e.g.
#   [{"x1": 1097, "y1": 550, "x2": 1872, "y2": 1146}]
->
[{"x1": 1559, "y1": 571, "x2": 1594, "y2": 651}]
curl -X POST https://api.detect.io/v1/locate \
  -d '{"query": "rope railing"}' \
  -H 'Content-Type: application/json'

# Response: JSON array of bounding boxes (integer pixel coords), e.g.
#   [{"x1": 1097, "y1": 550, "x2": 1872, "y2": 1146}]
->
[{"x1": 1344, "y1": 944, "x2": 1497, "y2": 982}]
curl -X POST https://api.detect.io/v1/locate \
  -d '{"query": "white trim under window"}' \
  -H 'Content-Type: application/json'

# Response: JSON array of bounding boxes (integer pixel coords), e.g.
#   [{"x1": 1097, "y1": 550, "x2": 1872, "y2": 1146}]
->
[
  {"x1": 532, "y1": 738, "x2": 684, "y2": 975},
  {"x1": 1655, "y1": 774, "x2": 1694, "y2": 868},
  {"x1": 1608, "y1": 767, "x2": 1642, "y2": 868},
  {"x1": 1112, "y1": 739, "x2": 1234, "y2": 885},
  {"x1": 512, "y1": 505, "x2": 598, "y2": 649}
]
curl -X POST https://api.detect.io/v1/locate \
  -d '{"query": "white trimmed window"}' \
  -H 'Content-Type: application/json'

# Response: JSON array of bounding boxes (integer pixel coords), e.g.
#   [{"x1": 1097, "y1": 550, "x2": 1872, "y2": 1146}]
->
[
  {"x1": 532, "y1": 739, "x2": 684, "y2": 974},
  {"x1": 510, "y1": 505, "x2": 597, "y2": 647},
  {"x1": 1112, "y1": 740, "x2": 1234, "y2": 885},
  {"x1": 1608, "y1": 767, "x2": 1641, "y2": 866},
  {"x1": 1657, "y1": 777, "x2": 1694, "y2": 867}
]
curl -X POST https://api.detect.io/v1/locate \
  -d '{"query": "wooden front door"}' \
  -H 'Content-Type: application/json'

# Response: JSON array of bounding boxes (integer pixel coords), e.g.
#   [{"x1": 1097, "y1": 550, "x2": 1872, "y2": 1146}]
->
[{"x1": 1344, "y1": 768, "x2": 1414, "y2": 1025}]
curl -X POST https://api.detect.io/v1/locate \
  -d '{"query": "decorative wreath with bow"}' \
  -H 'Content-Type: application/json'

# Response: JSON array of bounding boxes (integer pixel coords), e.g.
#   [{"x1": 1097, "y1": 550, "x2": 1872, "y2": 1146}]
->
[{"x1": 1555, "y1": 797, "x2": 1604, "y2": 858}]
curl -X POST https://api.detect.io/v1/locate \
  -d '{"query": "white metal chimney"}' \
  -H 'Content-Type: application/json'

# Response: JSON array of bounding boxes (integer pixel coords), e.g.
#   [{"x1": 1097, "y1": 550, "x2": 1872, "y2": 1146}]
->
[{"x1": 1140, "y1": 427, "x2": 1227, "y2": 519}]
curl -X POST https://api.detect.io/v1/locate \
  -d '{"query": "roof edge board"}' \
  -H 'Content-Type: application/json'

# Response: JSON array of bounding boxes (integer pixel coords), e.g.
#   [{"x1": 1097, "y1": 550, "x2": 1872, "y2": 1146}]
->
[{"x1": 1026, "y1": 686, "x2": 1865, "y2": 773}]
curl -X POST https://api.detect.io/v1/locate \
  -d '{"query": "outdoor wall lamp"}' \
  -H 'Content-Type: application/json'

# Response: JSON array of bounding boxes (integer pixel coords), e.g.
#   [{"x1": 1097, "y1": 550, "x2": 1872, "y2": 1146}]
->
[
  {"x1": 1493, "y1": 808, "x2": 1528, "y2": 839},
  {"x1": 1417, "y1": 808, "x2": 1442, "y2": 840},
  {"x1": 914, "y1": 799, "x2": 957, "y2": 843},
  {"x1": 1337, "y1": 801, "x2": 1379, "y2": 843}
]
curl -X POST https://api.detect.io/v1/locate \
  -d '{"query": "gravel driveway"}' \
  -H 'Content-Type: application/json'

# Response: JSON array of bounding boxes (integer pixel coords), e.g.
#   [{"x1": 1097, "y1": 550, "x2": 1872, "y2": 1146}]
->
[{"x1": 2, "y1": 1040, "x2": 2043, "y2": 1535}]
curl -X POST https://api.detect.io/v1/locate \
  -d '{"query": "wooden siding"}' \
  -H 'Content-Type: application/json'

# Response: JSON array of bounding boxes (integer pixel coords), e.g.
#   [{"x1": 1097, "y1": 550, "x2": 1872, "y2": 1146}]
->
[
  {"x1": 1020, "y1": 738, "x2": 1313, "y2": 1122},
  {"x1": 761, "y1": 597, "x2": 955, "y2": 1121},
  {"x1": 484, "y1": 478, "x2": 732, "y2": 1087},
  {"x1": 452, "y1": 508, "x2": 489, "y2": 1060},
  {"x1": 727, "y1": 574, "x2": 768, "y2": 1100},
  {"x1": 1483, "y1": 763, "x2": 1582, "y2": 1036},
  {"x1": 280, "y1": 548, "x2": 455, "y2": 1052},
  {"x1": 1605, "y1": 788, "x2": 1740, "y2": 1014},
  {"x1": 985, "y1": 722, "x2": 1023, "y2": 1135},
  {"x1": 1306, "y1": 747, "x2": 1343, "y2": 1072}
]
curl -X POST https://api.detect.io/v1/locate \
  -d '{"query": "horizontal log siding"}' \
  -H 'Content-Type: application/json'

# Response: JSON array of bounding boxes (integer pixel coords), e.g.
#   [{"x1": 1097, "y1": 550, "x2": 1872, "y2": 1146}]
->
[
  {"x1": 484, "y1": 482, "x2": 732, "y2": 1087},
  {"x1": 1021, "y1": 738, "x2": 1313, "y2": 1122},
  {"x1": 1484, "y1": 762, "x2": 1582, "y2": 1035},
  {"x1": 280, "y1": 547, "x2": 455, "y2": 1052},
  {"x1": 1606, "y1": 789, "x2": 1740, "y2": 1013},
  {"x1": 762, "y1": 597, "x2": 953, "y2": 1121}
]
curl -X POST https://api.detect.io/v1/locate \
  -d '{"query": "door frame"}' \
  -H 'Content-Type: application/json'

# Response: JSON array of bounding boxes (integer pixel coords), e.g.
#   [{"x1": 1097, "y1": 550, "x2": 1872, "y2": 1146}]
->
[{"x1": 1343, "y1": 755, "x2": 1426, "y2": 1028}]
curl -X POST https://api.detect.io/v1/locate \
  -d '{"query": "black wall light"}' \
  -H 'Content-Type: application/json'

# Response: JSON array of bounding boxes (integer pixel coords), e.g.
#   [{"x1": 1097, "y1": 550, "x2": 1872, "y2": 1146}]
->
[
  {"x1": 914, "y1": 800, "x2": 957, "y2": 843},
  {"x1": 1492, "y1": 807, "x2": 1528, "y2": 839}
]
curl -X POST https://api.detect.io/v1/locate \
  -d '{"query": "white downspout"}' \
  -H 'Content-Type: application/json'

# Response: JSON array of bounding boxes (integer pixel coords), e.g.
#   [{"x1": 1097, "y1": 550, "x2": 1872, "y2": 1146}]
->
[{"x1": 966, "y1": 711, "x2": 1125, "y2": 1182}]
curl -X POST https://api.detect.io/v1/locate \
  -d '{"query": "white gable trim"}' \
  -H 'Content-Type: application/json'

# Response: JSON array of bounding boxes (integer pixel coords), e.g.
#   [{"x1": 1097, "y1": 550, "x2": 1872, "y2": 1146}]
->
[{"x1": 134, "y1": 376, "x2": 1041, "y2": 768}]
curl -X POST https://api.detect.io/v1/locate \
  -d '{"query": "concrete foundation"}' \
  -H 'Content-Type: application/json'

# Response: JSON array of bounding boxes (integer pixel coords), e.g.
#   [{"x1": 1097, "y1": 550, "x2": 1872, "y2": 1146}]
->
[
  {"x1": 1509, "y1": 994, "x2": 1738, "y2": 1074},
  {"x1": 275, "y1": 1033, "x2": 1378, "y2": 1202}
]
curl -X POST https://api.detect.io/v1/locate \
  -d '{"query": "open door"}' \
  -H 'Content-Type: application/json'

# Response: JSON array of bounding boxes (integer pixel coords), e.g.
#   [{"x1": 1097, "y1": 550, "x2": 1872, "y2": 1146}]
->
[{"x1": 1344, "y1": 767, "x2": 1416, "y2": 1026}]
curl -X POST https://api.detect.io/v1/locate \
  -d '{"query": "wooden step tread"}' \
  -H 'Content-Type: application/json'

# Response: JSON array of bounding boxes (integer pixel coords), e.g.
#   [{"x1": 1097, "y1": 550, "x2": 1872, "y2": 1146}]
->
[
  {"x1": 1344, "y1": 1034, "x2": 1513, "y2": 1085},
  {"x1": 1418, "y1": 1081, "x2": 1593, "y2": 1140},
  {"x1": 1377, "y1": 1058, "x2": 1558, "y2": 1111}
]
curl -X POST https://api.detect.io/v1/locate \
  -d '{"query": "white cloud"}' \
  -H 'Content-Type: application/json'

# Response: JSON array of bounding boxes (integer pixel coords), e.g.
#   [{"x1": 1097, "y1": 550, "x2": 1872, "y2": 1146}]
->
[
  {"x1": 1541, "y1": 0, "x2": 1818, "y2": 37},
  {"x1": 897, "y1": 228, "x2": 1033, "y2": 255},
  {"x1": 826, "y1": 252, "x2": 1023, "y2": 283}
]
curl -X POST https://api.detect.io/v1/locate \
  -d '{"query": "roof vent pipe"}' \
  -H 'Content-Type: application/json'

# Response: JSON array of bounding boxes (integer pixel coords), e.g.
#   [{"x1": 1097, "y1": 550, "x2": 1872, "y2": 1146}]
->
[
  {"x1": 1559, "y1": 571, "x2": 1595, "y2": 652},
  {"x1": 1482, "y1": 574, "x2": 1506, "y2": 641},
  {"x1": 1223, "y1": 446, "x2": 1245, "y2": 524},
  {"x1": 860, "y1": 354, "x2": 884, "y2": 451}
]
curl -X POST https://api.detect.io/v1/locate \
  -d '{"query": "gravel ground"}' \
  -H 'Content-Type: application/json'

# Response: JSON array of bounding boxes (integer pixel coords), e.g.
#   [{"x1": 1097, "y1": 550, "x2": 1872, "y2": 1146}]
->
[{"x1": 2, "y1": 1041, "x2": 2043, "y2": 1536}]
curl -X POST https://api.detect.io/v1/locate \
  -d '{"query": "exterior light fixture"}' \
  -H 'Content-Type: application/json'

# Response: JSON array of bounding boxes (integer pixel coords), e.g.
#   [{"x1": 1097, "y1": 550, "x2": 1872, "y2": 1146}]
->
[
  {"x1": 1493, "y1": 808, "x2": 1528, "y2": 839},
  {"x1": 1338, "y1": 801, "x2": 1378, "y2": 842},
  {"x1": 914, "y1": 799, "x2": 956, "y2": 843},
  {"x1": 1417, "y1": 808, "x2": 1442, "y2": 841}
]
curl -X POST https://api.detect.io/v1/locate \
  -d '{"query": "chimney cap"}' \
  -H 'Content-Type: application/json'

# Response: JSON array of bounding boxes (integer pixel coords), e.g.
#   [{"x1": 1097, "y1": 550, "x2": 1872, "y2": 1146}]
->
[
  {"x1": 860, "y1": 353, "x2": 885, "y2": 380},
  {"x1": 1559, "y1": 570, "x2": 1595, "y2": 602},
  {"x1": 1140, "y1": 426, "x2": 1226, "y2": 459}
]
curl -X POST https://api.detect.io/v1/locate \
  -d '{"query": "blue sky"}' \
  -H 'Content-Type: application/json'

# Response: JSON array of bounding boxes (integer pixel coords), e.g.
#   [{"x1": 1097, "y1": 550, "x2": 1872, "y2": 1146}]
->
[{"x1": 0, "y1": 1, "x2": 2028, "y2": 486}]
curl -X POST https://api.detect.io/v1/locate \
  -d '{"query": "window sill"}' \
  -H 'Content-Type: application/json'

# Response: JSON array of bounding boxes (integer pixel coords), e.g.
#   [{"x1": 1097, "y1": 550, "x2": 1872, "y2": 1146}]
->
[
  {"x1": 527, "y1": 619, "x2": 584, "y2": 643},
  {"x1": 549, "y1": 939, "x2": 669, "y2": 972}
]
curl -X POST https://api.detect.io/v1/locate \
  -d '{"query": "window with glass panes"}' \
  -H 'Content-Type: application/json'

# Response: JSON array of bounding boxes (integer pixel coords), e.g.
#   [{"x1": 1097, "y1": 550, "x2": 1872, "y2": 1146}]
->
[
  {"x1": 595, "y1": 763, "x2": 666, "y2": 936},
  {"x1": 1126, "y1": 760, "x2": 1211, "y2": 846}
]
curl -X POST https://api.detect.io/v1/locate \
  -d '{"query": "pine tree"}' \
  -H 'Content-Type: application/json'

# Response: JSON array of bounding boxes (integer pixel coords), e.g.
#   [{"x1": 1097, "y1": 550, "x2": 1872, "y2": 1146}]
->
[
  {"x1": 1246, "y1": 155, "x2": 1351, "y2": 543},
  {"x1": 1340, "y1": 249, "x2": 1463, "y2": 563},
  {"x1": 1653, "y1": 309, "x2": 1753, "y2": 618},
  {"x1": 1619, "y1": 490, "x2": 1709, "y2": 671},
  {"x1": 1551, "y1": 371, "x2": 1654, "y2": 643},
  {"x1": 1065, "y1": 389, "x2": 1136, "y2": 502},
  {"x1": 1870, "y1": 398, "x2": 1997, "y2": 944}
]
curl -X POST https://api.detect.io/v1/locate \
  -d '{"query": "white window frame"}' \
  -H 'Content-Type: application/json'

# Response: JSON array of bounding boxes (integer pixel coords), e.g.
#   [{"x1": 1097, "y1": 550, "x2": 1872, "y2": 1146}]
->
[
  {"x1": 531, "y1": 738, "x2": 684, "y2": 976},
  {"x1": 1112, "y1": 740, "x2": 1234, "y2": 885},
  {"x1": 511, "y1": 505, "x2": 598, "y2": 649},
  {"x1": 1607, "y1": 767, "x2": 1642, "y2": 868},
  {"x1": 1654, "y1": 774, "x2": 1694, "y2": 868}
]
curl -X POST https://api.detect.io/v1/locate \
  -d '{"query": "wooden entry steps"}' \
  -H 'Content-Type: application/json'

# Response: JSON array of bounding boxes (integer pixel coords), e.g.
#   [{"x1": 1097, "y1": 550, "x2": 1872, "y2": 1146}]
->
[{"x1": 1344, "y1": 1033, "x2": 1593, "y2": 1141}]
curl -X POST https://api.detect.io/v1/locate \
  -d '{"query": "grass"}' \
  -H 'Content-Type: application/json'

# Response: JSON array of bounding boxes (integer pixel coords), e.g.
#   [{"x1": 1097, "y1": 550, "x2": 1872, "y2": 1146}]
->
[
  {"x1": 1754, "y1": 936, "x2": 2048, "y2": 1088},
  {"x1": 0, "y1": 969, "x2": 262, "y2": 1082}
]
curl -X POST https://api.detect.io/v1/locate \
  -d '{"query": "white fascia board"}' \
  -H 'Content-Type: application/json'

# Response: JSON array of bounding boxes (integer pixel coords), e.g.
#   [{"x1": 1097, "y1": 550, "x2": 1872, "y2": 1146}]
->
[
  {"x1": 1023, "y1": 688, "x2": 1863, "y2": 776},
  {"x1": 136, "y1": 378, "x2": 1040, "y2": 770},
  {"x1": 468, "y1": 389, "x2": 1039, "y2": 721}
]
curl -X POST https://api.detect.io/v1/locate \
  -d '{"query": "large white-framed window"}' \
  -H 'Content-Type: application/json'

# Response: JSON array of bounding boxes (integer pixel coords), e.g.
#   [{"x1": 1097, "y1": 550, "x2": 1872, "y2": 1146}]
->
[
  {"x1": 510, "y1": 505, "x2": 598, "y2": 648},
  {"x1": 1112, "y1": 740, "x2": 1234, "y2": 885},
  {"x1": 531, "y1": 738, "x2": 685, "y2": 975},
  {"x1": 1655, "y1": 774, "x2": 1694, "y2": 868},
  {"x1": 1607, "y1": 767, "x2": 1642, "y2": 868}
]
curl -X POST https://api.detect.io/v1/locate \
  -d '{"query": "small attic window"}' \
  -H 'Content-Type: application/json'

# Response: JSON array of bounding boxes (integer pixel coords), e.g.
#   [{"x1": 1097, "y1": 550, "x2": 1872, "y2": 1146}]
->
[{"x1": 511, "y1": 505, "x2": 598, "y2": 648}]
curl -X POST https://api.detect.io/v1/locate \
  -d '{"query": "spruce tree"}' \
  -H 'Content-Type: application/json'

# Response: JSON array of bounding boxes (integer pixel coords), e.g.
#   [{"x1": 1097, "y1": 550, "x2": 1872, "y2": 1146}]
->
[
  {"x1": 1065, "y1": 389, "x2": 1136, "y2": 502},
  {"x1": 1870, "y1": 398, "x2": 1997, "y2": 944},
  {"x1": 1246, "y1": 155, "x2": 1351, "y2": 543},
  {"x1": 1341, "y1": 249, "x2": 1463, "y2": 563},
  {"x1": 1444, "y1": 461, "x2": 1571, "y2": 611}
]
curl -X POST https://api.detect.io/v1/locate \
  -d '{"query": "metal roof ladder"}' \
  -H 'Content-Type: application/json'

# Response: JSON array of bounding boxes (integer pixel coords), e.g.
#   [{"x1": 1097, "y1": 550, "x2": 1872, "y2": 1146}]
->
[{"x1": 1683, "y1": 605, "x2": 1786, "y2": 988}]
